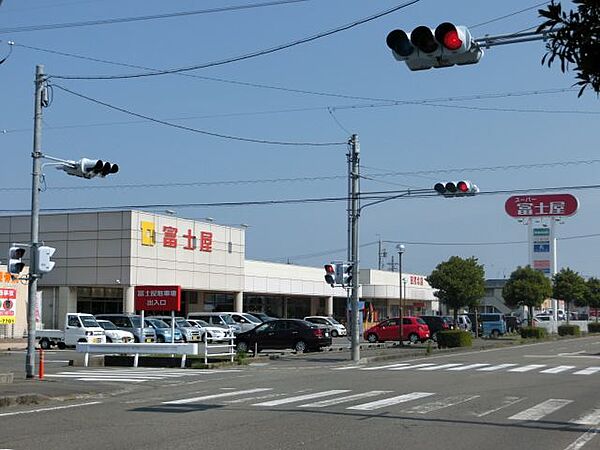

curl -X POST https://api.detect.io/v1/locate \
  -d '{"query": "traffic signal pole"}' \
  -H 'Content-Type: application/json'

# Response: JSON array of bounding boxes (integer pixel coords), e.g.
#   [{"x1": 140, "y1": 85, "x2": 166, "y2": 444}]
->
[
  {"x1": 348, "y1": 135, "x2": 361, "y2": 362},
  {"x1": 26, "y1": 64, "x2": 44, "y2": 379}
]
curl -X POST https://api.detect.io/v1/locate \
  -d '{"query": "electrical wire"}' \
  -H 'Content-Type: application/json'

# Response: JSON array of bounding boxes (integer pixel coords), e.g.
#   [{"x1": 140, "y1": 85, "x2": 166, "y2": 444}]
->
[
  {"x1": 469, "y1": 1, "x2": 548, "y2": 30},
  {"x1": 0, "y1": 0, "x2": 312, "y2": 34},
  {"x1": 48, "y1": 0, "x2": 421, "y2": 80},
  {"x1": 51, "y1": 83, "x2": 346, "y2": 147}
]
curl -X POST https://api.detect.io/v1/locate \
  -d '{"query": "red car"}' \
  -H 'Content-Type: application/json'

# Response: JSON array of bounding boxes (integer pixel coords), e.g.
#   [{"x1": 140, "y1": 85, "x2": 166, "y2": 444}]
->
[{"x1": 364, "y1": 317, "x2": 430, "y2": 344}]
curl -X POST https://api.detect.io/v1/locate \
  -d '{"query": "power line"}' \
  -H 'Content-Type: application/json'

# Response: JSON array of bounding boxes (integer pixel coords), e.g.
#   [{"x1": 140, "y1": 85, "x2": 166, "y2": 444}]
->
[
  {"x1": 51, "y1": 83, "x2": 346, "y2": 147},
  {"x1": 0, "y1": 0, "x2": 312, "y2": 34},
  {"x1": 469, "y1": 1, "x2": 548, "y2": 30},
  {"x1": 48, "y1": 0, "x2": 421, "y2": 80}
]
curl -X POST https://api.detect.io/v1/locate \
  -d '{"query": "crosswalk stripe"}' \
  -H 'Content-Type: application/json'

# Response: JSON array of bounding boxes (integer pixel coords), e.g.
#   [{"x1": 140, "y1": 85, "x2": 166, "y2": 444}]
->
[
  {"x1": 361, "y1": 363, "x2": 410, "y2": 371},
  {"x1": 447, "y1": 363, "x2": 490, "y2": 371},
  {"x1": 347, "y1": 392, "x2": 434, "y2": 411},
  {"x1": 405, "y1": 395, "x2": 480, "y2": 414},
  {"x1": 76, "y1": 378, "x2": 147, "y2": 382},
  {"x1": 254, "y1": 390, "x2": 350, "y2": 407},
  {"x1": 163, "y1": 388, "x2": 272, "y2": 405},
  {"x1": 388, "y1": 363, "x2": 435, "y2": 371},
  {"x1": 508, "y1": 364, "x2": 547, "y2": 373},
  {"x1": 474, "y1": 396, "x2": 526, "y2": 417},
  {"x1": 477, "y1": 363, "x2": 517, "y2": 372},
  {"x1": 299, "y1": 391, "x2": 391, "y2": 408},
  {"x1": 540, "y1": 366, "x2": 577, "y2": 374},
  {"x1": 573, "y1": 367, "x2": 600, "y2": 375},
  {"x1": 418, "y1": 363, "x2": 464, "y2": 371},
  {"x1": 508, "y1": 399, "x2": 573, "y2": 421},
  {"x1": 332, "y1": 366, "x2": 363, "y2": 371},
  {"x1": 571, "y1": 408, "x2": 600, "y2": 426},
  {"x1": 45, "y1": 374, "x2": 164, "y2": 380}
]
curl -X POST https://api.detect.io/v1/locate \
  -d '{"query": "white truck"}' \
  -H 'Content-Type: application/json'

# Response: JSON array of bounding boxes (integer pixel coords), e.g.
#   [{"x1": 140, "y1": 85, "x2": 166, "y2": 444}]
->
[{"x1": 37, "y1": 313, "x2": 106, "y2": 349}]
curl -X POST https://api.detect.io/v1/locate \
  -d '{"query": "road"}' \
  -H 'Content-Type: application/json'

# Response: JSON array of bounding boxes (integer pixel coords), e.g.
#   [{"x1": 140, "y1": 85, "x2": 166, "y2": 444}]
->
[{"x1": 1, "y1": 336, "x2": 599, "y2": 450}]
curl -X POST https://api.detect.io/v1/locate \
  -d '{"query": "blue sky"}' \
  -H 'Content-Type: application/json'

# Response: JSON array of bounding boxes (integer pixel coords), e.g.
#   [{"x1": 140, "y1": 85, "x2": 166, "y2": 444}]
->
[{"x1": 1, "y1": 0, "x2": 599, "y2": 279}]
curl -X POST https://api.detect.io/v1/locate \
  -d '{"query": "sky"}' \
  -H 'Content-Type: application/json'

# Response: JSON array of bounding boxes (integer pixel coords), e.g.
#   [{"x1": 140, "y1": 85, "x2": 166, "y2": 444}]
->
[{"x1": 1, "y1": 0, "x2": 599, "y2": 280}]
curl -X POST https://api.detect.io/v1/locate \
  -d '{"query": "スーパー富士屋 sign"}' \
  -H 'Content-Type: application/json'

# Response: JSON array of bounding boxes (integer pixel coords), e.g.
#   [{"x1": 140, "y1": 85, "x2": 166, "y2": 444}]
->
[
  {"x1": 505, "y1": 194, "x2": 578, "y2": 218},
  {"x1": 134, "y1": 285, "x2": 181, "y2": 311}
]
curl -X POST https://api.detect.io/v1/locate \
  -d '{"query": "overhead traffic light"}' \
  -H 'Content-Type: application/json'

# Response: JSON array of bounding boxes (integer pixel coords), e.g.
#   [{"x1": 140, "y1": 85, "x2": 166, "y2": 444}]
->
[
  {"x1": 386, "y1": 22, "x2": 483, "y2": 71},
  {"x1": 37, "y1": 246, "x2": 56, "y2": 274},
  {"x1": 60, "y1": 158, "x2": 119, "y2": 179},
  {"x1": 7, "y1": 246, "x2": 26, "y2": 275},
  {"x1": 324, "y1": 264, "x2": 337, "y2": 287},
  {"x1": 434, "y1": 180, "x2": 479, "y2": 197}
]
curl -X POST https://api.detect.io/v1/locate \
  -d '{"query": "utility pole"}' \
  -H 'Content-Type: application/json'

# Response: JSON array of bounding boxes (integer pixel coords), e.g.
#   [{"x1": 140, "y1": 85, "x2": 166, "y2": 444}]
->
[
  {"x1": 349, "y1": 134, "x2": 360, "y2": 362},
  {"x1": 27, "y1": 64, "x2": 45, "y2": 379}
]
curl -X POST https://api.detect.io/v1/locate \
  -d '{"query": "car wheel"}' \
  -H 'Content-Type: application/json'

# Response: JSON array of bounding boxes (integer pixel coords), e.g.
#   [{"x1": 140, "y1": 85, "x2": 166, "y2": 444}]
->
[
  {"x1": 156, "y1": 335, "x2": 164, "y2": 343},
  {"x1": 57, "y1": 342, "x2": 66, "y2": 350},
  {"x1": 236, "y1": 341, "x2": 249, "y2": 353},
  {"x1": 367, "y1": 333, "x2": 378, "y2": 343},
  {"x1": 106, "y1": 337, "x2": 113, "y2": 343},
  {"x1": 331, "y1": 330, "x2": 339, "y2": 338},
  {"x1": 408, "y1": 333, "x2": 419, "y2": 345},
  {"x1": 491, "y1": 329, "x2": 500, "y2": 339},
  {"x1": 294, "y1": 340, "x2": 307, "y2": 353},
  {"x1": 39, "y1": 338, "x2": 51, "y2": 350}
]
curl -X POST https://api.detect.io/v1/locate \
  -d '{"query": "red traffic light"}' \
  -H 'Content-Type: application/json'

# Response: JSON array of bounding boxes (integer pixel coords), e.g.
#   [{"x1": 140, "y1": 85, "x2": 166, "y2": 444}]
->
[
  {"x1": 443, "y1": 30, "x2": 462, "y2": 50},
  {"x1": 324, "y1": 264, "x2": 335, "y2": 274},
  {"x1": 457, "y1": 181, "x2": 469, "y2": 193}
]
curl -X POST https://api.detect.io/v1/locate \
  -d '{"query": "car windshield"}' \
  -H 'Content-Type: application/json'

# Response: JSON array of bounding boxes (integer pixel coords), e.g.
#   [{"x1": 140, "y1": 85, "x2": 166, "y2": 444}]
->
[
  {"x1": 176, "y1": 319, "x2": 193, "y2": 327},
  {"x1": 99, "y1": 321, "x2": 117, "y2": 330},
  {"x1": 81, "y1": 316, "x2": 100, "y2": 328},
  {"x1": 130, "y1": 317, "x2": 142, "y2": 327},
  {"x1": 243, "y1": 314, "x2": 261, "y2": 324},
  {"x1": 221, "y1": 315, "x2": 236, "y2": 325},
  {"x1": 196, "y1": 319, "x2": 209, "y2": 326},
  {"x1": 417, "y1": 318, "x2": 426, "y2": 325},
  {"x1": 329, "y1": 318, "x2": 341, "y2": 324},
  {"x1": 147, "y1": 319, "x2": 169, "y2": 328}
]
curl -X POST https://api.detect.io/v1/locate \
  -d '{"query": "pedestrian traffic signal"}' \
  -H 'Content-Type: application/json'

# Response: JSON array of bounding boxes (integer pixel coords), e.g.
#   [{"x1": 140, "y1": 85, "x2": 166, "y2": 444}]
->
[
  {"x1": 324, "y1": 264, "x2": 337, "y2": 287},
  {"x1": 434, "y1": 180, "x2": 479, "y2": 197},
  {"x1": 7, "y1": 246, "x2": 26, "y2": 275},
  {"x1": 60, "y1": 158, "x2": 119, "y2": 179},
  {"x1": 342, "y1": 263, "x2": 354, "y2": 287},
  {"x1": 37, "y1": 246, "x2": 56, "y2": 274},
  {"x1": 386, "y1": 22, "x2": 483, "y2": 71}
]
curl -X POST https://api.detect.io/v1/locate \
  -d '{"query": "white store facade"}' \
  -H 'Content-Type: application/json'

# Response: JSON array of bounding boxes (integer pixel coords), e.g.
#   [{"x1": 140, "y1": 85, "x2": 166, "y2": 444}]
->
[{"x1": 0, "y1": 210, "x2": 438, "y2": 332}]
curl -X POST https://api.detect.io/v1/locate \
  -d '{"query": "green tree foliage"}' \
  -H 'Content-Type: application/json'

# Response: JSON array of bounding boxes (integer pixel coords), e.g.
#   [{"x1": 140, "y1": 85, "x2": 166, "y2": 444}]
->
[
  {"x1": 427, "y1": 256, "x2": 485, "y2": 322},
  {"x1": 502, "y1": 266, "x2": 552, "y2": 321},
  {"x1": 553, "y1": 267, "x2": 588, "y2": 322},
  {"x1": 537, "y1": 1, "x2": 600, "y2": 96},
  {"x1": 586, "y1": 277, "x2": 600, "y2": 322}
]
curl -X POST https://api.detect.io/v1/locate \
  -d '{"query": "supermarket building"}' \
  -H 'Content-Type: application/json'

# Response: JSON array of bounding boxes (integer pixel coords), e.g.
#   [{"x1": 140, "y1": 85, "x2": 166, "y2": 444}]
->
[{"x1": 0, "y1": 210, "x2": 437, "y2": 335}]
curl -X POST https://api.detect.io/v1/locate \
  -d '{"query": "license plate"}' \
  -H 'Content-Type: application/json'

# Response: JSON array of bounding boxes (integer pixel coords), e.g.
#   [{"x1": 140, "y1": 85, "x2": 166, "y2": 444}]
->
[
  {"x1": 93, "y1": 338, "x2": 101, "y2": 343},
  {"x1": 191, "y1": 336, "x2": 200, "y2": 341},
  {"x1": 145, "y1": 338, "x2": 152, "y2": 343},
  {"x1": 325, "y1": 332, "x2": 329, "y2": 337}
]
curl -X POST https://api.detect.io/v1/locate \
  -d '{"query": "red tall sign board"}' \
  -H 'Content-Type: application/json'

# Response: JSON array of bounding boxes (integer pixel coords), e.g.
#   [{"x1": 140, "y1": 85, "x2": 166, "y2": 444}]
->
[
  {"x1": 134, "y1": 285, "x2": 181, "y2": 311},
  {"x1": 505, "y1": 194, "x2": 578, "y2": 218}
]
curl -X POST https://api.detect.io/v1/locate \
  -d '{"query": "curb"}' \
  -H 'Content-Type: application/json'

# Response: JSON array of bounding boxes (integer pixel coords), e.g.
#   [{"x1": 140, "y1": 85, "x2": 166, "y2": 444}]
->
[{"x1": 0, "y1": 393, "x2": 51, "y2": 408}]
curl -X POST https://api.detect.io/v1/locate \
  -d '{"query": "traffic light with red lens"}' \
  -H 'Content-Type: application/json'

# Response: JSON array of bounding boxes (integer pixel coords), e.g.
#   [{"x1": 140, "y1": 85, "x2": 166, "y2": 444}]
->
[
  {"x1": 434, "y1": 181, "x2": 479, "y2": 197},
  {"x1": 324, "y1": 264, "x2": 337, "y2": 287}
]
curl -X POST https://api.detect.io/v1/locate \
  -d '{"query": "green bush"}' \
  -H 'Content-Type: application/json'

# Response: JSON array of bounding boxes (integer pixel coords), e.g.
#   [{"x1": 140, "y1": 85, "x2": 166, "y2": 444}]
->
[
  {"x1": 437, "y1": 330, "x2": 472, "y2": 349},
  {"x1": 558, "y1": 324, "x2": 581, "y2": 336},
  {"x1": 520, "y1": 327, "x2": 548, "y2": 339},
  {"x1": 588, "y1": 322, "x2": 600, "y2": 333}
]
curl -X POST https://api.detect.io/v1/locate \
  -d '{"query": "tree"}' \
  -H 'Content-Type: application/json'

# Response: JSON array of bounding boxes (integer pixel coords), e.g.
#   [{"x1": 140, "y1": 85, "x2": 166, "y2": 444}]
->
[
  {"x1": 502, "y1": 266, "x2": 552, "y2": 324},
  {"x1": 537, "y1": 1, "x2": 600, "y2": 96},
  {"x1": 427, "y1": 256, "x2": 485, "y2": 323},
  {"x1": 586, "y1": 277, "x2": 600, "y2": 322},
  {"x1": 553, "y1": 267, "x2": 588, "y2": 323}
]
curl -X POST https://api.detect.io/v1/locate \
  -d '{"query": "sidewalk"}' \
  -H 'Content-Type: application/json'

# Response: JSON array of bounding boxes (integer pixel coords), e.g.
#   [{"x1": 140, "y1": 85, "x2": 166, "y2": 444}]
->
[{"x1": 0, "y1": 338, "x2": 27, "y2": 351}]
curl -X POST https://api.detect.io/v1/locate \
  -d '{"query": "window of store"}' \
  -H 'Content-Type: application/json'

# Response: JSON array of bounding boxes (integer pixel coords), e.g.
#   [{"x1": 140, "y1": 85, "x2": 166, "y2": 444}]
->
[
  {"x1": 244, "y1": 295, "x2": 283, "y2": 318},
  {"x1": 77, "y1": 287, "x2": 123, "y2": 315},
  {"x1": 204, "y1": 293, "x2": 234, "y2": 312}
]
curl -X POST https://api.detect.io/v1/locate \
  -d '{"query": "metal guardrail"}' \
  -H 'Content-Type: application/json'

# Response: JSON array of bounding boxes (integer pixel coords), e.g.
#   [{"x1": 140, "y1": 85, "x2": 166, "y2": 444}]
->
[
  {"x1": 201, "y1": 334, "x2": 236, "y2": 365},
  {"x1": 76, "y1": 342, "x2": 199, "y2": 368}
]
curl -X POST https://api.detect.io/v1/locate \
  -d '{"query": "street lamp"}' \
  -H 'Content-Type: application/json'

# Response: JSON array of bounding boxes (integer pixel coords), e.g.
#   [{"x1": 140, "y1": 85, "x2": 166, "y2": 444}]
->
[{"x1": 397, "y1": 244, "x2": 405, "y2": 346}]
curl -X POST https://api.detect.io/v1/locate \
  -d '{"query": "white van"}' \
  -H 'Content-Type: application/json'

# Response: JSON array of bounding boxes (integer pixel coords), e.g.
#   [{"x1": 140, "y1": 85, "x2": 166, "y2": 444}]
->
[
  {"x1": 455, "y1": 315, "x2": 472, "y2": 332},
  {"x1": 187, "y1": 312, "x2": 241, "y2": 334}
]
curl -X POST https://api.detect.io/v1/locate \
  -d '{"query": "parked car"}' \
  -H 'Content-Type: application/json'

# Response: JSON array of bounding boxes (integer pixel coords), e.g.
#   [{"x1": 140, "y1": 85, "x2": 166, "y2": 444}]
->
[
  {"x1": 96, "y1": 320, "x2": 134, "y2": 343},
  {"x1": 227, "y1": 312, "x2": 263, "y2": 333},
  {"x1": 479, "y1": 313, "x2": 507, "y2": 338},
  {"x1": 187, "y1": 319, "x2": 234, "y2": 342},
  {"x1": 363, "y1": 317, "x2": 430, "y2": 344},
  {"x1": 418, "y1": 315, "x2": 452, "y2": 341},
  {"x1": 466, "y1": 313, "x2": 483, "y2": 336},
  {"x1": 95, "y1": 314, "x2": 156, "y2": 343},
  {"x1": 235, "y1": 319, "x2": 332, "y2": 353},
  {"x1": 144, "y1": 318, "x2": 184, "y2": 343},
  {"x1": 38, "y1": 313, "x2": 106, "y2": 349},
  {"x1": 505, "y1": 315, "x2": 522, "y2": 333},
  {"x1": 455, "y1": 315, "x2": 472, "y2": 332},
  {"x1": 303, "y1": 316, "x2": 347, "y2": 337},
  {"x1": 247, "y1": 312, "x2": 276, "y2": 322},
  {"x1": 149, "y1": 316, "x2": 202, "y2": 342},
  {"x1": 187, "y1": 312, "x2": 242, "y2": 334},
  {"x1": 442, "y1": 316, "x2": 457, "y2": 330}
]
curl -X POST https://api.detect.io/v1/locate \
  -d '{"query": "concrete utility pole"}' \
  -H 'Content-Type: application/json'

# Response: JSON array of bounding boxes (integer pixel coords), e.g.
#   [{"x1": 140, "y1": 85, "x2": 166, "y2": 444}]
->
[
  {"x1": 349, "y1": 134, "x2": 360, "y2": 362},
  {"x1": 26, "y1": 64, "x2": 45, "y2": 379}
]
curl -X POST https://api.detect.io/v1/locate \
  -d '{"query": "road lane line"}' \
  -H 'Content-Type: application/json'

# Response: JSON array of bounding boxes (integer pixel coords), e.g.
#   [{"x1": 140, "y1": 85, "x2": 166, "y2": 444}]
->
[
  {"x1": 563, "y1": 428, "x2": 599, "y2": 450},
  {"x1": 540, "y1": 366, "x2": 577, "y2": 374},
  {"x1": 406, "y1": 395, "x2": 480, "y2": 414},
  {"x1": 418, "y1": 363, "x2": 464, "y2": 371},
  {"x1": 477, "y1": 363, "x2": 517, "y2": 372},
  {"x1": 475, "y1": 396, "x2": 526, "y2": 417},
  {"x1": 571, "y1": 408, "x2": 600, "y2": 426},
  {"x1": 447, "y1": 363, "x2": 490, "y2": 371},
  {"x1": 332, "y1": 366, "x2": 363, "y2": 371},
  {"x1": 0, "y1": 401, "x2": 101, "y2": 417},
  {"x1": 573, "y1": 367, "x2": 600, "y2": 375},
  {"x1": 254, "y1": 390, "x2": 350, "y2": 407},
  {"x1": 164, "y1": 388, "x2": 272, "y2": 404},
  {"x1": 508, "y1": 399, "x2": 573, "y2": 421},
  {"x1": 347, "y1": 392, "x2": 435, "y2": 411},
  {"x1": 361, "y1": 363, "x2": 410, "y2": 371},
  {"x1": 299, "y1": 391, "x2": 391, "y2": 408},
  {"x1": 508, "y1": 364, "x2": 547, "y2": 373},
  {"x1": 388, "y1": 363, "x2": 435, "y2": 371}
]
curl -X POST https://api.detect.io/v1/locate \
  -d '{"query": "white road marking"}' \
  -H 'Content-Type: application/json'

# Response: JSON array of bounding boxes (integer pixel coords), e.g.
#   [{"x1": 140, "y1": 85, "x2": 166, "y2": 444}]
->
[
  {"x1": 418, "y1": 363, "x2": 464, "y2": 371},
  {"x1": 540, "y1": 366, "x2": 577, "y2": 374},
  {"x1": 573, "y1": 367, "x2": 600, "y2": 375},
  {"x1": 405, "y1": 395, "x2": 480, "y2": 414},
  {"x1": 347, "y1": 392, "x2": 434, "y2": 411},
  {"x1": 0, "y1": 401, "x2": 101, "y2": 417},
  {"x1": 447, "y1": 363, "x2": 490, "y2": 371},
  {"x1": 46, "y1": 374, "x2": 175, "y2": 380},
  {"x1": 164, "y1": 388, "x2": 272, "y2": 404},
  {"x1": 361, "y1": 363, "x2": 410, "y2": 371},
  {"x1": 563, "y1": 428, "x2": 600, "y2": 450},
  {"x1": 508, "y1": 399, "x2": 573, "y2": 421},
  {"x1": 223, "y1": 393, "x2": 286, "y2": 404},
  {"x1": 74, "y1": 378, "x2": 147, "y2": 382},
  {"x1": 508, "y1": 364, "x2": 547, "y2": 373},
  {"x1": 388, "y1": 363, "x2": 435, "y2": 371},
  {"x1": 474, "y1": 396, "x2": 526, "y2": 417},
  {"x1": 477, "y1": 363, "x2": 518, "y2": 372},
  {"x1": 254, "y1": 390, "x2": 350, "y2": 407},
  {"x1": 332, "y1": 366, "x2": 363, "y2": 371},
  {"x1": 571, "y1": 408, "x2": 600, "y2": 426},
  {"x1": 299, "y1": 391, "x2": 391, "y2": 408}
]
